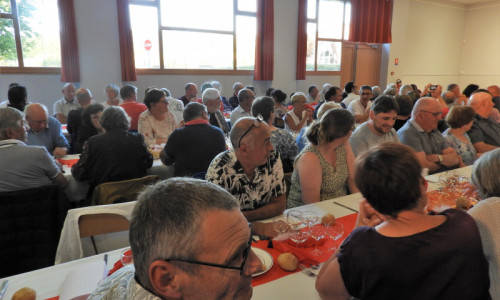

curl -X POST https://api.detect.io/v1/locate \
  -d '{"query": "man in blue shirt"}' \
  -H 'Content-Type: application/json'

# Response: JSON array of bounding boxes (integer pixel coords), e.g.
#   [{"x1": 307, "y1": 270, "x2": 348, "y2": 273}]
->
[{"x1": 25, "y1": 103, "x2": 69, "y2": 158}]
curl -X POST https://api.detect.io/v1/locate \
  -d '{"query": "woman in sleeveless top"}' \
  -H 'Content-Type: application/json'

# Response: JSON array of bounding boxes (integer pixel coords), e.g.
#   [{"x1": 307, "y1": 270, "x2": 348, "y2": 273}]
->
[{"x1": 288, "y1": 108, "x2": 358, "y2": 208}]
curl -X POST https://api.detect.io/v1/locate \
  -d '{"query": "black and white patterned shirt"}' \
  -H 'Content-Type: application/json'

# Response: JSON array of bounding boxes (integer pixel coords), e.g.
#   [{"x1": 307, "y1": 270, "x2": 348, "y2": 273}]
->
[{"x1": 206, "y1": 150, "x2": 285, "y2": 211}]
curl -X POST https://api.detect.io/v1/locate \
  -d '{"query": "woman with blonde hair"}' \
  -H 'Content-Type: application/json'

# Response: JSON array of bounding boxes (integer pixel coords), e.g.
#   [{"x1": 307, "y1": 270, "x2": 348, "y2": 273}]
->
[{"x1": 283, "y1": 92, "x2": 313, "y2": 138}]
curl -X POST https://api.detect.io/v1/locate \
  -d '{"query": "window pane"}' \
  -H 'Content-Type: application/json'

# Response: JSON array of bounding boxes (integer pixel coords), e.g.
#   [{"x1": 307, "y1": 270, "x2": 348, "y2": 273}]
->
[
  {"x1": 238, "y1": 0, "x2": 256, "y2": 12},
  {"x1": 163, "y1": 30, "x2": 233, "y2": 69},
  {"x1": 0, "y1": 0, "x2": 12, "y2": 13},
  {"x1": 17, "y1": 0, "x2": 60, "y2": 67},
  {"x1": 0, "y1": 18, "x2": 18, "y2": 66},
  {"x1": 236, "y1": 16, "x2": 255, "y2": 70},
  {"x1": 317, "y1": 41, "x2": 341, "y2": 71},
  {"x1": 306, "y1": 22, "x2": 316, "y2": 71},
  {"x1": 130, "y1": 5, "x2": 160, "y2": 68},
  {"x1": 343, "y1": 2, "x2": 350, "y2": 39},
  {"x1": 307, "y1": 0, "x2": 316, "y2": 19},
  {"x1": 317, "y1": 0, "x2": 343, "y2": 39},
  {"x1": 161, "y1": 0, "x2": 233, "y2": 31}
]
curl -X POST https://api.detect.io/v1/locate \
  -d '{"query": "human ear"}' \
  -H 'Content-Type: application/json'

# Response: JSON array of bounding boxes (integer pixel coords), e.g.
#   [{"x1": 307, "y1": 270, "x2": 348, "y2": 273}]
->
[{"x1": 149, "y1": 260, "x2": 183, "y2": 299}]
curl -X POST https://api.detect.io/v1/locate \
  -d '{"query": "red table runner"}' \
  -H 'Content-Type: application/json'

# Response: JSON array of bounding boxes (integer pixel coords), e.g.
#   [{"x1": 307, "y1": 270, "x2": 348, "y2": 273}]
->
[{"x1": 251, "y1": 213, "x2": 358, "y2": 287}]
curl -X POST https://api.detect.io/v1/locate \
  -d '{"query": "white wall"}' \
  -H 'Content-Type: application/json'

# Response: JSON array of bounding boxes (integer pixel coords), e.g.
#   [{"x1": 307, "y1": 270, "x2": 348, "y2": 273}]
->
[{"x1": 2, "y1": 0, "x2": 500, "y2": 112}]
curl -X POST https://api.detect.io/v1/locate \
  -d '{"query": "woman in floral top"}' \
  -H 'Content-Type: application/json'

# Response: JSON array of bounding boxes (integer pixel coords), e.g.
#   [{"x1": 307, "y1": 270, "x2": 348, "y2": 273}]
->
[
  {"x1": 251, "y1": 96, "x2": 298, "y2": 173},
  {"x1": 138, "y1": 88, "x2": 177, "y2": 146},
  {"x1": 442, "y1": 106, "x2": 479, "y2": 165}
]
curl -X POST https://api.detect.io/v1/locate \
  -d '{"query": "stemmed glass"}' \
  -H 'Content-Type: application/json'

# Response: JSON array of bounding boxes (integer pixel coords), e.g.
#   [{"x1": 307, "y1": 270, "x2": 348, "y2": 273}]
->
[
  {"x1": 272, "y1": 215, "x2": 289, "y2": 237},
  {"x1": 326, "y1": 222, "x2": 344, "y2": 253},
  {"x1": 310, "y1": 221, "x2": 327, "y2": 256},
  {"x1": 287, "y1": 210, "x2": 310, "y2": 246}
]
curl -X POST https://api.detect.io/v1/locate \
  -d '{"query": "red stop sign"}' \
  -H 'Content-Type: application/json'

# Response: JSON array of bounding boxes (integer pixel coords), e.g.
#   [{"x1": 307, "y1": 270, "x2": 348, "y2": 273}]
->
[{"x1": 144, "y1": 40, "x2": 152, "y2": 51}]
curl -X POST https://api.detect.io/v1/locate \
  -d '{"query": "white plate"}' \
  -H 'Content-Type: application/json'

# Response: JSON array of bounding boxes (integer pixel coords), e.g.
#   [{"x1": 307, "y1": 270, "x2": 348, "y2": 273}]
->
[{"x1": 252, "y1": 247, "x2": 273, "y2": 277}]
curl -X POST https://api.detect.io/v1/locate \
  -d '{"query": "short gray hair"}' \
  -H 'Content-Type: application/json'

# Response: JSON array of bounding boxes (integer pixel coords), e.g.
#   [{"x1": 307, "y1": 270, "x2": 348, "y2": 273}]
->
[
  {"x1": 202, "y1": 88, "x2": 220, "y2": 104},
  {"x1": 183, "y1": 102, "x2": 207, "y2": 122},
  {"x1": 238, "y1": 88, "x2": 253, "y2": 103},
  {"x1": 104, "y1": 83, "x2": 120, "y2": 96},
  {"x1": 0, "y1": 107, "x2": 23, "y2": 140},
  {"x1": 130, "y1": 178, "x2": 238, "y2": 291},
  {"x1": 100, "y1": 106, "x2": 130, "y2": 131},
  {"x1": 471, "y1": 148, "x2": 500, "y2": 199}
]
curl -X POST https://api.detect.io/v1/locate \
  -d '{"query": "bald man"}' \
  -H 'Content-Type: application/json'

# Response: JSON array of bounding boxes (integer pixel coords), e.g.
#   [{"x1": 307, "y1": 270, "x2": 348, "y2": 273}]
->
[
  {"x1": 397, "y1": 98, "x2": 461, "y2": 174},
  {"x1": 467, "y1": 92, "x2": 500, "y2": 153},
  {"x1": 206, "y1": 117, "x2": 286, "y2": 237},
  {"x1": 25, "y1": 103, "x2": 69, "y2": 158},
  {"x1": 53, "y1": 83, "x2": 79, "y2": 124}
]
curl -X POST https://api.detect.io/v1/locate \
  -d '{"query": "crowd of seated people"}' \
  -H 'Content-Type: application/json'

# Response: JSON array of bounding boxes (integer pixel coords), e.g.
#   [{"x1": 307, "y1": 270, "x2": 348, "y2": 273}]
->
[{"x1": 2, "y1": 78, "x2": 500, "y2": 295}]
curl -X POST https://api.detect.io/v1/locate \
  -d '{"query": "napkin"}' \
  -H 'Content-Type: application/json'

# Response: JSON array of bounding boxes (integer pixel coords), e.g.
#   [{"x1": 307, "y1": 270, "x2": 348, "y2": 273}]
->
[
  {"x1": 272, "y1": 235, "x2": 329, "y2": 266},
  {"x1": 107, "y1": 249, "x2": 131, "y2": 276}
]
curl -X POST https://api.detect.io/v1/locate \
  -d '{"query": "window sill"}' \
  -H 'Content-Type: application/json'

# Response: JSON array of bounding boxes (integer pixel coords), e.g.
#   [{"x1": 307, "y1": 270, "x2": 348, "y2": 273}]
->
[
  {"x1": 306, "y1": 71, "x2": 342, "y2": 76},
  {"x1": 136, "y1": 69, "x2": 254, "y2": 76},
  {"x1": 0, "y1": 67, "x2": 61, "y2": 74}
]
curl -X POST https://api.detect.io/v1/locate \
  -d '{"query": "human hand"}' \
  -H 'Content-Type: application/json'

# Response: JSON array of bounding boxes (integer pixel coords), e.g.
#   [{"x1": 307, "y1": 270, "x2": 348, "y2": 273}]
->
[
  {"x1": 53, "y1": 147, "x2": 67, "y2": 158},
  {"x1": 356, "y1": 199, "x2": 384, "y2": 228}
]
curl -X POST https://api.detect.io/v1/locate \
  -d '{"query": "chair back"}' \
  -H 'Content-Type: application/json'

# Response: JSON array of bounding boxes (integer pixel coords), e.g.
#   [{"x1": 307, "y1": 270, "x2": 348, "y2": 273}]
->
[
  {"x1": 78, "y1": 213, "x2": 130, "y2": 254},
  {"x1": 0, "y1": 185, "x2": 67, "y2": 277},
  {"x1": 91, "y1": 175, "x2": 160, "y2": 205}
]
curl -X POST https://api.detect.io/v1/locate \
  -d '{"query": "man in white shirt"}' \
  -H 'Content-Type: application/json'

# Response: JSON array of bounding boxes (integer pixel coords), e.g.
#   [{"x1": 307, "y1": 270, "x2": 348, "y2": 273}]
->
[
  {"x1": 348, "y1": 85, "x2": 373, "y2": 126},
  {"x1": 53, "y1": 83, "x2": 79, "y2": 124},
  {"x1": 349, "y1": 96, "x2": 400, "y2": 156},
  {"x1": 342, "y1": 81, "x2": 359, "y2": 107},
  {"x1": 306, "y1": 85, "x2": 319, "y2": 103},
  {"x1": 230, "y1": 88, "x2": 255, "y2": 126}
]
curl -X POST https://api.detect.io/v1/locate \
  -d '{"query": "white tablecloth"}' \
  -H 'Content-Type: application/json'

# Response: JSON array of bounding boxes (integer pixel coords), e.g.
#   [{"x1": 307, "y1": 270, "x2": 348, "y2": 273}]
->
[{"x1": 55, "y1": 201, "x2": 137, "y2": 264}]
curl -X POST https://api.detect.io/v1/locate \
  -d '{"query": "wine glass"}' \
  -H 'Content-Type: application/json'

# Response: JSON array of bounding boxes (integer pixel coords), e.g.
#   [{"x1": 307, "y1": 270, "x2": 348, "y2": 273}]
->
[
  {"x1": 310, "y1": 221, "x2": 327, "y2": 256},
  {"x1": 326, "y1": 222, "x2": 344, "y2": 253},
  {"x1": 301, "y1": 211, "x2": 319, "y2": 227},
  {"x1": 287, "y1": 210, "x2": 310, "y2": 246},
  {"x1": 121, "y1": 248, "x2": 133, "y2": 266}
]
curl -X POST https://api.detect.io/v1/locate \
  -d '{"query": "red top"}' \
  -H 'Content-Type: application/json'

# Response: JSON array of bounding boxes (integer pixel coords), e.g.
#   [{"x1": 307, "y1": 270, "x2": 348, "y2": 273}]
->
[{"x1": 120, "y1": 101, "x2": 147, "y2": 131}]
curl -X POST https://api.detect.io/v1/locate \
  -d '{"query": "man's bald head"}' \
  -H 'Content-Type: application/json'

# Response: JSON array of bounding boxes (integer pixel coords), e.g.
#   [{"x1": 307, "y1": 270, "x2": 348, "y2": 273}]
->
[
  {"x1": 442, "y1": 91, "x2": 455, "y2": 105},
  {"x1": 62, "y1": 83, "x2": 76, "y2": 102},
  {"x1": 469, "y1": 92, "x2": 494, "y2": 118},
  {"x1": 487, "y1": 85, "x2": 500, "y2": 98},
  {"x1": 412, "y1": 97, "x2": 440, "y2": 117},
  {"x1": 25, "y1": 103, "x2": 49, "y2": 133},
  {"x1": 412, "y1": 97, "x2": 442, "y2": 132},
  {"x1": 230, "y1": 117, "x2": 268, "y2": 150}
]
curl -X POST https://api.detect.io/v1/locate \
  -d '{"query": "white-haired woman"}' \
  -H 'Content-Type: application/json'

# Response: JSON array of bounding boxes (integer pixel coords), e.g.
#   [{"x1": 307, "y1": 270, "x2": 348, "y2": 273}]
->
[{"x1": 284, "y1": 92, "x2": 313, "y2": 138}]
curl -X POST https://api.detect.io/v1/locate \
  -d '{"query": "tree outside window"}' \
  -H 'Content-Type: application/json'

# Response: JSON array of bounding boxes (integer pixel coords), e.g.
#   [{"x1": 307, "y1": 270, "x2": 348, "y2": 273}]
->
[{"x1": 0, "y1": 0, "x2": 60, "y2": 68}]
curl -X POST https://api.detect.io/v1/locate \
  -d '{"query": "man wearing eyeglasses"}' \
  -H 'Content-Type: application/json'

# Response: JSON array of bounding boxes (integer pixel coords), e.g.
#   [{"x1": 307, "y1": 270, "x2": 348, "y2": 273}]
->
[
  {"x1": 25, "y1": 103, "x2": 70, "y2": 158},
  {"x1": 206, "y1": 117, "x2": 286, "y2": 237},
  {"x1": 89, "y1": 178, "x2": 261, "y2": 299},
  {"x1": 398, "y1": 98, "x2": 462, "y2": 174},
  {"x1": 347, "y1": 85, "x2": 373, "y2": 127},
  {"x1": 229, "y1": 89, "x2": 255, "y2": 126}
]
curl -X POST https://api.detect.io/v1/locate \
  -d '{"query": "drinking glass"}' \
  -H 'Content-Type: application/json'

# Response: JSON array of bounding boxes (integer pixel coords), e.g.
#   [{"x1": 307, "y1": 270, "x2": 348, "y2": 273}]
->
[
  {"x1": 301, "y1": 211, "x2": 319, "y2": 227},
  {"x1": 121, "y1": 248, "x2": 133, "y2": 266},
  {"x1": 326, "y1": 222, "x2": 344, "y2": 252},
  {"x1": 272, "y1": 215, "x2": 289, "y2": 236},
  {"x1": 287, "y1": 210, "x2": 310, "y2": 246},
  {"x1": 310, "y1": 222, "x2": 327, "y2": 256}
]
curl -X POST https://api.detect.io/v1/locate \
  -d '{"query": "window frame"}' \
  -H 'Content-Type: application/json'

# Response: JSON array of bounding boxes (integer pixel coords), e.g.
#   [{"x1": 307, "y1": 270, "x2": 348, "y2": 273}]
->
[
  {"x1": 305, "y1": 0, "x2": 350, "y2": 76},
  {"x1": 0, "y1": 0, "x2": 61, "y2": 74},
  {"x1": 130, "y1": 0, "x2": 256, "y2": 75}
]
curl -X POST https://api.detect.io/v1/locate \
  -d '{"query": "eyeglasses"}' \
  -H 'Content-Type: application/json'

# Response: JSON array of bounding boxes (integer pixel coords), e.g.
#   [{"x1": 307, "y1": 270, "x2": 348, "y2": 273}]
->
[
  {"x1": 420, "y1": 110, "x2": 441, "y2": 117},
  {"x1": 238, "y1": 115, "x2": 263, "y2": 148},
  {"x1": 26, "y1": 119, "x2": 47, "y2": 125},
  {"x1": 164, "y1": 224, "x2": 253, "y2": 276}
]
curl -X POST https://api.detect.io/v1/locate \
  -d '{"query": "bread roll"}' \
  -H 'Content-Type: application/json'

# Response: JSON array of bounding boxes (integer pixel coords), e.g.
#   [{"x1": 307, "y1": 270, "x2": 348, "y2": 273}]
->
[
  {"x1": 321, "y1": 213, "x2": 336, "y2": 226},
  {"x1": 11, "y1": 287, "x2": 36, "y2": 300},
  {"x1": 277, "y1": 252, "x2": 299, "y2": 271}
]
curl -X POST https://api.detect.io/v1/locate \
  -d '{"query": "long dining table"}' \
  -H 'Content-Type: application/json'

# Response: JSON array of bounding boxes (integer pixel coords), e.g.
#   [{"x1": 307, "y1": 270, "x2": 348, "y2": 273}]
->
[{"x1": 0, "y1": 166, "x2": 473, "y2": 299}]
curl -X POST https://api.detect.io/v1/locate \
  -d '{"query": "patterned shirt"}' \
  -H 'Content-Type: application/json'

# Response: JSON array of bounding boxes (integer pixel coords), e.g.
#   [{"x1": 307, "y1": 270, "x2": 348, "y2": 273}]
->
[
  {"x1": 138, "y1": 110, "x2": 177, "y2": 146},
  {"x1": 442, "y1": 129, "x2": 477, "y2": 166},
  {"x1": 88, "y1": 266, "x2": 160, "y2": 300},
  {"x1": 206, "y1": 150, "x2": 285, "y2": 211}
]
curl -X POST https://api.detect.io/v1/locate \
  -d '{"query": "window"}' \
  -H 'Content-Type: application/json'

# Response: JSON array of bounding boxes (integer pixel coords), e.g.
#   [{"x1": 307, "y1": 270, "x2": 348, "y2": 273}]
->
[
  {"x1": 306, "y1": 0, "x2": 350, "y2": 72},
  {"x1": 129, "y1": 0, "x2": 257, "y2": 73},
  {"x1": 0, "y1": 0, "x2": 61, "y2": 69}
]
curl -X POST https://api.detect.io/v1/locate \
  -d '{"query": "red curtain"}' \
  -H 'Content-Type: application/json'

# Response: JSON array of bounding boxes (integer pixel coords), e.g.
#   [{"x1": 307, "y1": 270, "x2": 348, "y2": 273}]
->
[
  {"x1": 296, "y1": 0, "x2": 307, "y2": 80},
  {"x1": 349, "y1": 0, "x2": 393, "y2": 43},
  {"x1": 254, "y1": 0, "x2": 274, "y2": 81},
  {"x1": 58, "y1": 0, "x2": 80, "y2": 82},
  {"x1": 117, "y1": 0, "x2": 137, "y2": 82}
]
